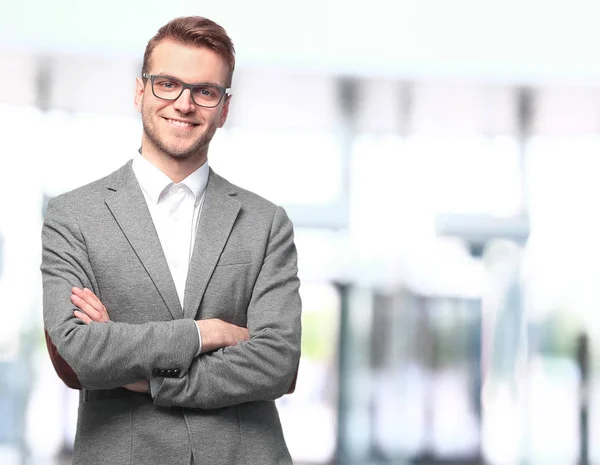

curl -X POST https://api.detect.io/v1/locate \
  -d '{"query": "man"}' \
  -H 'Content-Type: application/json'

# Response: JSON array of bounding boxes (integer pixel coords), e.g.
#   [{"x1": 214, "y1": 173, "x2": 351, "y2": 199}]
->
[{"x1": 41, "y1": 16, "x2": 301, "y2": 465}]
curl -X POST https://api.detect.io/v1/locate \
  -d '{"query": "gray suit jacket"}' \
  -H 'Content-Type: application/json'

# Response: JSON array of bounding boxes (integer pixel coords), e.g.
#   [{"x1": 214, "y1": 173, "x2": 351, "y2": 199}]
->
[{"x1": 41, "y1": 160, "x2": 302, "y2": 465}]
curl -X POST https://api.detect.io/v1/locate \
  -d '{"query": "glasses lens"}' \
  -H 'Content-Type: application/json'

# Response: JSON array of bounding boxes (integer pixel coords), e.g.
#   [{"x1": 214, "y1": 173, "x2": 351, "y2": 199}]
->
[
  {"x1": 152, "y1": 77, "x2": 183, "y2": 100},
  {"x1": 191, "y1": 85, "x2": 223, "y2": 107}
]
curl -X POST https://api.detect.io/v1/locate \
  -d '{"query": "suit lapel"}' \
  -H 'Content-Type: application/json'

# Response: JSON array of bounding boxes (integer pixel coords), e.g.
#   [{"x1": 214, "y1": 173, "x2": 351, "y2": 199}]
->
[
  {"x1": 183, "y1": 169, "x2": 241, "y2": 319},
  {"x1": 105, "y1": 161, "x2": 184, "y2": 319}
]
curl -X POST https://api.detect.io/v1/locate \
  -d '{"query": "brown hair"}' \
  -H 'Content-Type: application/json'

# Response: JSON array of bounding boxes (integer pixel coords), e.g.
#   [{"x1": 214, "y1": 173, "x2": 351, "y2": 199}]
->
[{"x1": 142, "y1": 16, "x2": 236, "y2": 87}]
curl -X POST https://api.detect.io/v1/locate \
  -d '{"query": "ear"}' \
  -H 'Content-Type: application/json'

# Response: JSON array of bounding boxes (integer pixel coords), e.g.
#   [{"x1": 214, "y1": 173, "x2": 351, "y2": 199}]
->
[
  {"x1": 134, "y1": 77, "x2": 145, "y2": 113},
  {"x1": 217, "y1": 95, "x2": 231, "y2": 128}
]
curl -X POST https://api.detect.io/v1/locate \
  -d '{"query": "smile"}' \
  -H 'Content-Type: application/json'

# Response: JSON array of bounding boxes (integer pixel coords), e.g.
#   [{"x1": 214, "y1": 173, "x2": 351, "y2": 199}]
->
[{"x1": 164, "y1": 118, "x2": 199, "y2": 128}]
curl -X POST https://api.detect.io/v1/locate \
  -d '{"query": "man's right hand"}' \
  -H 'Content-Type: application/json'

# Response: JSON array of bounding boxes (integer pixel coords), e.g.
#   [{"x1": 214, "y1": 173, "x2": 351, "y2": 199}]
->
[{"x1": 196, "y1": 319, "x2": 249, "y2": 353}]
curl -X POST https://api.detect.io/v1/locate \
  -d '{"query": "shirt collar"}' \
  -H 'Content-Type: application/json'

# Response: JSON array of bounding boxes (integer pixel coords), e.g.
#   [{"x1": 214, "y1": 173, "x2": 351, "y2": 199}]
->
[{"x1": 132, "y1": 152, "x2": 209, "y2": 205}]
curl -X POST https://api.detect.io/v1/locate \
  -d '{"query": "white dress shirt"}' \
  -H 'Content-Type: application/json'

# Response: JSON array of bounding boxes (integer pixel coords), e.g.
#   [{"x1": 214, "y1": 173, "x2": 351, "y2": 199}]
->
[{"x1": 132, "y1": 152, "x2": 209, "y2": 395}]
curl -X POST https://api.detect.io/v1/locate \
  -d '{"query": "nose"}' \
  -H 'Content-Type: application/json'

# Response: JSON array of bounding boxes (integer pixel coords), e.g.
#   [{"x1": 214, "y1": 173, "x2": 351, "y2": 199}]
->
[{"x1": 173, "y1": 88, "x2": 195, "y2": 113}]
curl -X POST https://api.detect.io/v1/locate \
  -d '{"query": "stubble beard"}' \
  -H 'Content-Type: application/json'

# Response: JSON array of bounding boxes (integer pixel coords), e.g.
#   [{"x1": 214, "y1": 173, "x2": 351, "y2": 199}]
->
[{"x1": 141, "y1": 106, "x2": 218, "y2": 161}]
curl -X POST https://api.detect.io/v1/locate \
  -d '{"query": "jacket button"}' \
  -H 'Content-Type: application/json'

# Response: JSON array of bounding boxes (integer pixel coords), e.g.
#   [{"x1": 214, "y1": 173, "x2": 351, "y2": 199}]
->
[
  {"x1": 166, "y1": 369, "x2": 173, "y2": 377},
  {"x1": 173, "y1": 368, "x2": 180, "y2": 375}
]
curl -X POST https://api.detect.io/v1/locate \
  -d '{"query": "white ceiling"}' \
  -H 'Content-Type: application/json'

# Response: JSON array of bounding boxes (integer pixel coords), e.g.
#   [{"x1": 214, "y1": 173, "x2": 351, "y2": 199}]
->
[{"x1": 3, "y1": 0, "x2": 600, "y2": 84}]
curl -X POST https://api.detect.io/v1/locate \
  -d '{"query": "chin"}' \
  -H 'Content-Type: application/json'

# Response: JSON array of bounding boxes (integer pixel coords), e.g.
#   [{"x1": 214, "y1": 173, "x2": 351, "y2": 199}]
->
[
  {"x1": 165, "y1": 143, "x2": 208, "y2": 160},
  {"x1": 159, "y1": 137, "x2": 199, "y2": 158},
  {"x1": 164, "y1": 149, "x2": 196, "y2": 160}
]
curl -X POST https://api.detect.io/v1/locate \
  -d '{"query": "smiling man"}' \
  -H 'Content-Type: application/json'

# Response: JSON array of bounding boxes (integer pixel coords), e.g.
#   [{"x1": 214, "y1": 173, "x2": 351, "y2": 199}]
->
[{"x1": 41, "y1": 16, "x2": 301, "y2": 465}]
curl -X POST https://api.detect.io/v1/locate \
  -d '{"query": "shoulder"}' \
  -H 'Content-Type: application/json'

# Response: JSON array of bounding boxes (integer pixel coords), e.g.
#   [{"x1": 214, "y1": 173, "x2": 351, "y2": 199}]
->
[
  {"x1": 208, "y1": 168, "x2": 293, "y2": 229},
  {"x1": 209, "y1": 169, "x2": 278, "y2": 212}
]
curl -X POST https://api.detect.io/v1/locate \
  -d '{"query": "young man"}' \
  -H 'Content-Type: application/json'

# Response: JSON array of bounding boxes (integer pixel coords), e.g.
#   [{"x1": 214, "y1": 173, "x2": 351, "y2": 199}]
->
[{"x1": 42, "y1": 16, "x2": 301, "y2": 465}]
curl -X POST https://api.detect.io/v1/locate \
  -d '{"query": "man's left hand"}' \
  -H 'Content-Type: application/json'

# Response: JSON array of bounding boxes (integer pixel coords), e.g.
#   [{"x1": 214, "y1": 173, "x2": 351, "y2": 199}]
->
[
  {"x1": 71, "y1": 287, "x2": 149, "y2": 394},
  {"x1": 71, "y1": 287, "x2": 110, "y2": 323}
]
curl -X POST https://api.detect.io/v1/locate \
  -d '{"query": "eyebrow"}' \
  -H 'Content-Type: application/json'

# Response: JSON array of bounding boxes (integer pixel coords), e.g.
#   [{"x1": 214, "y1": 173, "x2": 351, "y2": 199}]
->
[{"x1": 154, "y1": 73, "x2": 224, "y2": 88}]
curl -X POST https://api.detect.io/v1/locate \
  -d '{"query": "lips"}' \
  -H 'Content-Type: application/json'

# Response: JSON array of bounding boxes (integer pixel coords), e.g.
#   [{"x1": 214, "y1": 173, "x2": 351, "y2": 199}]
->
[{"x1": 164, "y1": 117, "x2": 199, "y2": 128}]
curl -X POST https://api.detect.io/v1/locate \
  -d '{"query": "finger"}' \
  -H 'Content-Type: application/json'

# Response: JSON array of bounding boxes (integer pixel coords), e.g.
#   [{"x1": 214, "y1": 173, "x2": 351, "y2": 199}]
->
[
  {"x1": 80, "y1": 288, "x2": 109, "y2": 320},
  {"x1": 83, "y1": 287, "x2": 110, "y2": 322},
  {"x1": 75, "y1": 293, "x2": 109, "y2": 322},
  {"x1": 74, "y1": 310, "x2": 92, "y2": 325},
  {"x1": 73, "y1": 287, "x2": 102, "y2": 311},
  {"x1": 71, "y1": 294, "x2": 104, "y2": 322},
  {"x1": 82, "y1": 288, "x2": 105, "y2": 310},
  {"x1": 72, "y1": 289, "x2": 105, "y2": 316}
]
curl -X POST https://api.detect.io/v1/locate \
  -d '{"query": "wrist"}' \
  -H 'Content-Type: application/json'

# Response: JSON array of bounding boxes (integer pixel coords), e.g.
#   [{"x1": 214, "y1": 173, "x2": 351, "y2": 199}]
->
[{"x1": 196, "y1": 319, "x2": 217, "y2": 353}]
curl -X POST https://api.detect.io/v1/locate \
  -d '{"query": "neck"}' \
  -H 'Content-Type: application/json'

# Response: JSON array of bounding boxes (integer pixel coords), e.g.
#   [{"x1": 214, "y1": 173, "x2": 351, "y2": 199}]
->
[{"x1": 140, "y1": 143, "x2": 208, "y2": 183}]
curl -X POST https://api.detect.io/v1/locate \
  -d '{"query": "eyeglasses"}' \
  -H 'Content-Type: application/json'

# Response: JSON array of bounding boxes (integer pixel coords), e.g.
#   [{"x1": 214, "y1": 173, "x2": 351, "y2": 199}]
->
[{"x1": 142, "y1": 73, "x2": 231, "y2": 108}]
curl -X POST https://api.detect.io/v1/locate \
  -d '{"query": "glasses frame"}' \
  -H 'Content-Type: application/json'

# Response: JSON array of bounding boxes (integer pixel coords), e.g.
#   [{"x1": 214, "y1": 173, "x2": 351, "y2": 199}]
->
[{"x1": 142, "y1": 73, "x2": 231, "y2": 108}]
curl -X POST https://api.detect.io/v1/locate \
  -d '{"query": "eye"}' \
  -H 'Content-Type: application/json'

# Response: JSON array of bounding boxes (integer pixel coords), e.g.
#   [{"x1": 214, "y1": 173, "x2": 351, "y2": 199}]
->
[
  {"x1": 154, "y1": 78, "x2": 181, "y2": 92},
  {"x1": 194, "y1": 86, "x2": 217, "y2": 98}
]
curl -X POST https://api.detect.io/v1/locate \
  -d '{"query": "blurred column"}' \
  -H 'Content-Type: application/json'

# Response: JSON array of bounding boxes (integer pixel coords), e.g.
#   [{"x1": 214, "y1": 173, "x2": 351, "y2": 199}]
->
[
  {"x1": 335, "y1": 283, "x2": 374, "y2": 464},
  {"x1": 577, "y1": 333, "x2": 589, "y2": 465},
  {"x1": 429, "y1": 83, "x2": 531, "y2": 465},
  {"x1": 336, "y1": 75, "x2": 415, "y2": 463},
  {"x1": 369, "y1": 290, "x2": 400, "y2": 461},
  {"x1": 479, "y1": 87, "x2": 532, "y2": 465}
]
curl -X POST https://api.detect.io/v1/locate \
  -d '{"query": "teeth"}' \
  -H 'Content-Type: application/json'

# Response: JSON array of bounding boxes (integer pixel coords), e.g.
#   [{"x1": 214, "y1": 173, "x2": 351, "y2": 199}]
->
[{"x1": 169, "y1": 119, "x2": 194, "y2": 127}]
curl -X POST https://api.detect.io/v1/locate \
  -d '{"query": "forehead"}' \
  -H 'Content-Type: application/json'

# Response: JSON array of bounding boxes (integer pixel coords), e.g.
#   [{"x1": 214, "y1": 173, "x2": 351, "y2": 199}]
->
[{"x1": 149, "y1": 39, "x2": 229, "y2": 85}]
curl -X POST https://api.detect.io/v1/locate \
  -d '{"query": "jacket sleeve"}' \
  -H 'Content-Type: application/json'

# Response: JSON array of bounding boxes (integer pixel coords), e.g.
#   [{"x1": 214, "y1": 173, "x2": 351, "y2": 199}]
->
[
  {"x1": 42, "y1": 197, "x2": 200, "y2": 389},
  {"x1": 153, "y1": 206, "x2": 302, "y2": 409},
  {"x1": 45, "y1": 329, "x2": 82, "y2": 389}
]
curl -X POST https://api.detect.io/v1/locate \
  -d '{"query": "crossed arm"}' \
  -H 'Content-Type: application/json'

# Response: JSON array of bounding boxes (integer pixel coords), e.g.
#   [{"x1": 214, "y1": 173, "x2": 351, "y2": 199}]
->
[
  {"x1": 43, "y1": 199, "x2": 301, "y2": 408},
  {"x1": 69, "y1": 287, "x2": 250, "y2": 393}
]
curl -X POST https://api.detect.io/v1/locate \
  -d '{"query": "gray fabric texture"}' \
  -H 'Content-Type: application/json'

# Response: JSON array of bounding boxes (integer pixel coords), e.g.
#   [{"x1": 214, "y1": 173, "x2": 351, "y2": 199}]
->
[{"x1": 42, "y1": 160, "x2": 301, "y2": 464}]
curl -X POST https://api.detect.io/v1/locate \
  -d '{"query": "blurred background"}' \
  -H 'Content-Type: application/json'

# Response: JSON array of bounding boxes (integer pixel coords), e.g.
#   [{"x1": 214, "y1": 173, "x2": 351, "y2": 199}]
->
[{"x1": 2, "y1": 0, "x2": 600, "y2": 464}]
